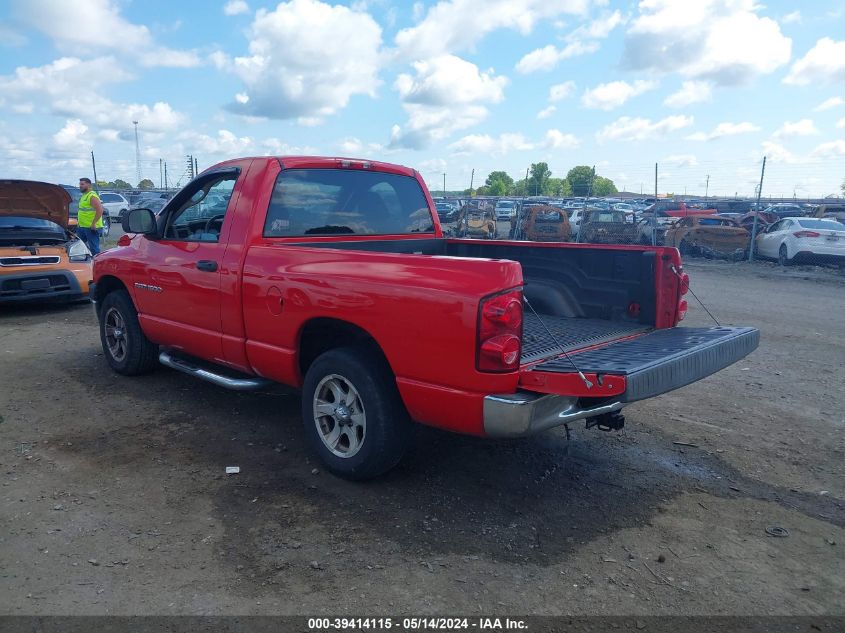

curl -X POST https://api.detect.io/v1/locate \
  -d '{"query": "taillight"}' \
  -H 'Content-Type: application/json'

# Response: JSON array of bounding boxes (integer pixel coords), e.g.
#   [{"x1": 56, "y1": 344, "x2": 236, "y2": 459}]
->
[
  {"x1": 117, "y1": 234, "x2": 131, "y2": 247},
  {"x1": 678, "y1": 272, "x2": 690, "y2": 296},
  {"x1": 477, "y1": 289, "x2": 523, "y2": 372},
  {"x1": 677, "y1": 300, "x2": 688, "y2": 321},
  {"x1": 793, "y1": 231, "x2": 820, "y2": 238}
]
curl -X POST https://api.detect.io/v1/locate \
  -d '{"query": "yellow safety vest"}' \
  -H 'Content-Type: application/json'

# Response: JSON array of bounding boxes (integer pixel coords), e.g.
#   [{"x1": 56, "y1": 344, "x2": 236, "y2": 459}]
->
[{"x1": 78, "y1": 191, "x2": 103, "y2": 229}]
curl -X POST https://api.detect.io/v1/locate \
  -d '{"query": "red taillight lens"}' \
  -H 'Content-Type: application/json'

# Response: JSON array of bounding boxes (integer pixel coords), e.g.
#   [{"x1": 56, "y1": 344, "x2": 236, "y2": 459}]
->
[
  {"x1": 793, "y1": 231, "x2": 820, "y2": 238},
  {"x1": 478, "y1": 289, "x2": 523, "y2": 372},
  {"x1": 117, "y1": 234, "x2": 131, "y2": 247},
  {"x1": 677, "y1": 299, "x2": 688, "y2": 321},
  {"x1": 679, "y1": 272, "x2": 690, "y2": 296}
]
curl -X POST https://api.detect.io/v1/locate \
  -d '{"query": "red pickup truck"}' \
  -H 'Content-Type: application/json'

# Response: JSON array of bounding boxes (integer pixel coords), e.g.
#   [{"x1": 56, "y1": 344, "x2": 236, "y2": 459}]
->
[{"x1": 91, "y1": 156, "x2": 758, "y2": 479}]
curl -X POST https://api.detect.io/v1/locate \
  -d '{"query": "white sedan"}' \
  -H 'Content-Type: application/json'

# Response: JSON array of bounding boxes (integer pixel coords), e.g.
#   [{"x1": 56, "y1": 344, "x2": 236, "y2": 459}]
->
[
  {"x1": 99, "y1": 192, "x2": 130, "y2": 220},
  {"x1": 755, "y1": 217, "x2": 845, "y2": 265}
]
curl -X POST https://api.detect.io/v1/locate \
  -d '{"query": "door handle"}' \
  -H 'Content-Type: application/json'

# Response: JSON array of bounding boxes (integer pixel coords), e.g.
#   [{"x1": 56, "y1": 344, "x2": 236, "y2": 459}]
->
[{"x1": 196, "y1": 260, "x2": 218, "y2": 272}]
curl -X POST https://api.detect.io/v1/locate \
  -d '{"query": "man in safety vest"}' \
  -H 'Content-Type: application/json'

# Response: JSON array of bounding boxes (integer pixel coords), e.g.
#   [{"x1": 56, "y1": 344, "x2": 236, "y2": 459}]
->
[{"x1": 77, "y1": 177, "x2": 105, "y2": 255}]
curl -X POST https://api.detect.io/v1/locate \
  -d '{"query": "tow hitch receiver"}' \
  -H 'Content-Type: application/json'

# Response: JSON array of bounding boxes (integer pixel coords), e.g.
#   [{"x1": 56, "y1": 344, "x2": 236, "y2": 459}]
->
[{"x1": 586, "y1": 411, "x2": 625, "y2": 432}]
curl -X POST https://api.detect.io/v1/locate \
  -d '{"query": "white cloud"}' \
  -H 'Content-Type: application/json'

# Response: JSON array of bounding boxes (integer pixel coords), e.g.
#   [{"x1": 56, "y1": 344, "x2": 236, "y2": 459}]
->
[
  {"x1": 395, "y1": 0, "x2": 590, "y2": 60},
  {"x1": 549, "y1": 81, "x2": 576, "y2": 102},
  {"x1": 596, "y1": 115, "x2": 694, "y2": 142},
  {"x1": 53, "y1": 119, "x2": 89, "y2": 151},
  {"x1": 12, "y1": 0, "x2": 201, "y2": 68},
  {"x1": 224, "y1": 0, "x2": 382, "y2": 120},
  {"x1": 686, "y1": 121, "x2": 760, "y2": 141},
  {"x1": 784, "y1": 38, "x2": 845, "y2": 85},
  {"x1": 773, "y1": 119, "x2": 819, "y2": 138},
  {"x1": 814, "y1": 97, "x2": 844, "y2": 112},
  {"x1": 223, "y1": 0, "x2": 249, "y2": 15},
  {"x1": 663, "y1": 154, "x2": 698, "y2": 167},
  {"x1": 761, "y1": 141, "x2": 800, "y2": 164},
  {"x1": 664, "y1": 80, "x2": 713, "y2": 107},
  {"x1": 516, "y1": 41, "x2": 599, "y2": 73},
  {"x1": 537, "y1": 106, "x2": 556, "y2": 119},
  {"x1": 179, "y1": 129, "x2": 254, "y2": 156},
  {"x1": 338, "y1": 137, "x2": 385, "y2": 155},
  {"x1": 623, "y1": 0, "x2": 791, "y2": 85},
  {"x1": 811, "y1": 140, "x2": 845, "y2": 158},
  {"x1": 544, "y1": 129, "x2": 580, "y2": 149},
  {"x1": 390, "y1": 55, "x2": 507, "y2": 149},
  {"x1": 449, "y1": 133, "x2": 534, "y2": 156},
  {"x1": 837, "y1": 118, "x2": 845, "y2": 129},
  {"x1": 781, "y1": 10, "x2": 801, "y2": 24},
  {"x1": 581, "y1": 79, "x2": 657, "y2": 110}
]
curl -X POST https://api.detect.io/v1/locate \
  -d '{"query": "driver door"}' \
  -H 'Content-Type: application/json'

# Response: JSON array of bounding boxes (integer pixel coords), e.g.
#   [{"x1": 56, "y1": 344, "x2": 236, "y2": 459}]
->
[
  {"x1": 756, "y1": 220, "x2": 783, "y2": 258},
  {"x1": 133, "y1": 168, "x2": 242, "y2": 361}
]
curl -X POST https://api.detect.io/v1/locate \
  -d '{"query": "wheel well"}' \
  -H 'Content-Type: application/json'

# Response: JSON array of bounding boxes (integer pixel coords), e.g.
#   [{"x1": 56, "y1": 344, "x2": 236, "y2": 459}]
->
[
  {"x1": 95, "y1": 275, "x2": 128, "y2": 310},
  {"x1": 298, "y1": 318, "x2": 385, "y2": 376}
]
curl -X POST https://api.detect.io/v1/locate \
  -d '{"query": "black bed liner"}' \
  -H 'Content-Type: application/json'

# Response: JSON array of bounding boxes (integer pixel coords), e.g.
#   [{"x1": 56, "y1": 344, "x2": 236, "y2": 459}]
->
[
  {"x1": 531, "y1": 325, "x2": 759, "y2": 402},
  {"x1": 521, "y1": 314, "x2": 649, "y2": 364}
]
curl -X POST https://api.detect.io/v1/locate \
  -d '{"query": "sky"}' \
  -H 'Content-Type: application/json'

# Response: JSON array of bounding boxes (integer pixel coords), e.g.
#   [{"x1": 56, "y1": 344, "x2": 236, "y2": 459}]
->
[{"x1": 0, "y1": 0, "x2": 844, "y2": 198}]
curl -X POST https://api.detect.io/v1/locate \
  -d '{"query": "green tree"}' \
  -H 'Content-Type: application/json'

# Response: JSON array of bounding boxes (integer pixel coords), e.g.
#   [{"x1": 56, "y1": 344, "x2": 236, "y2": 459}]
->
[
  {"x1": 488, "y1": 179, "x2": 509, "y2": 196},
  {"x1": 485, "y1": 170, "x2": 514, "y2": 189},
  {"x1": 592, "y1": 176, "x2": 618, "y2": 196},
  {"x1": 113, "y1": 178, "x2": 132, "y2": 189},
  {"x1": 566, "y1": 165, "x2": 595, "y2": 197},
  {"x1": 138, "y1": 178, "x2": 154, "y2": 189},
  {"x1": 546, "y1": 178, "x2": 572, "y2": 197},
  {"x1": 529, "y1": 162, "x2": 552, "y2": 195}
]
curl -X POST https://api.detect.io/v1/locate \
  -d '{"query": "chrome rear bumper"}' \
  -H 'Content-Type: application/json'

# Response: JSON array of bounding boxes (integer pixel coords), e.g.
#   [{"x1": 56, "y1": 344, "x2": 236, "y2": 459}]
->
[{"x1": 483, "y1": 392, "x2": 623, "y2": 438}]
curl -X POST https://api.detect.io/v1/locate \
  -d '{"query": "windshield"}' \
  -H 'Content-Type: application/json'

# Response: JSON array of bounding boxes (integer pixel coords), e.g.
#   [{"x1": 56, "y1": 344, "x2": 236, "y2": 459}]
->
[
  {"x1": 797, "y1": 219, "x2": 845, "y2": 231},
  {"x1": 0, "y1": 216, "x2": 65, "y2": 232},
  {"x1": 264, "y1": 169, "x2": 434, "y2": 236},
  {"x1": 536, "y1": 211, "x2": 562, "y2": 222}
]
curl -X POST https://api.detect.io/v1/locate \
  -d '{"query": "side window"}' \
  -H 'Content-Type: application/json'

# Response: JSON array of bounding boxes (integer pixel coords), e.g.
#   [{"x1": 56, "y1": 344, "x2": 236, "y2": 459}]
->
[{"x1": 164, "y1": 173, "x2": 238, "y2": 242}]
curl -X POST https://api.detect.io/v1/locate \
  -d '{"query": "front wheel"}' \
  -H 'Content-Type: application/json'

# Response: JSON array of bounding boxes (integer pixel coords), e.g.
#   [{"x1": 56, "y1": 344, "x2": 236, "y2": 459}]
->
[
  {"x1": 301, "y1": 346, "x2": 412, "y2": 480},
  {"x1": 102, "y1": 215, "x2": 111, "y2": 238},
  {"x1": 99, "y1": 290, "x2": 159, "y2": 375}
]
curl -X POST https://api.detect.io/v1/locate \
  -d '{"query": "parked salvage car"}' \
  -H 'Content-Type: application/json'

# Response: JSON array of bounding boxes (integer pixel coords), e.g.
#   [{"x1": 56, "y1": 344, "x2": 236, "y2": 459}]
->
[
  {"x1": 664, "y1": 215, "x2": 749, "y2": 259},
  {"x1": 579, "y1": 208, "x2": 638, "y2": 244},
  {"x1": 739, "y1": 210, "x2": 778, "y2": 234},
  {"x1": 99, "y1": 192, "x2": 130, "y2": 220},
  {"x1": 0, "y1": 180, "x2": 93, "y2": 303},
  {"x1": 511, "y1": 204, "x2": 571, "y2": 241},
  {"x1": 754, "y1": 217, "x2": 845, "y2": 266},
  {"x1": 456, "y1": 201, "x2": 496, "y2": 238}
]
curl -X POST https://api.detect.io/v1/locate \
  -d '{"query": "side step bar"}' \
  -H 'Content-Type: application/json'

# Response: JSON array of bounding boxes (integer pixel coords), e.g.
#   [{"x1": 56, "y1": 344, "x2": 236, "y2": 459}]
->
[{"x1": 159, "y1": 351, "x2": 273, "y2": 391}]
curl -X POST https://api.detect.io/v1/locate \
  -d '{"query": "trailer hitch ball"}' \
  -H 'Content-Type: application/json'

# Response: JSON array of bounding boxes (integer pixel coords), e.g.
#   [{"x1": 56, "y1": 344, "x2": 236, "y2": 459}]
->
[{"x1": 586, "y1": 411, "x2": 625, "y2": 432}]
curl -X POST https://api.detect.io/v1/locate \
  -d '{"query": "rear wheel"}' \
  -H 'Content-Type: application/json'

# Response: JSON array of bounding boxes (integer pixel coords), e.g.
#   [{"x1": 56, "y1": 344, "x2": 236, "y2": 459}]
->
[
  {"x1": 102, "y1": 215, "x2": 111, "y2": 238},
  {"x1": 99, "y1": 290, "x2": 159, "y2": 375},
  {"x1": 778, "y1": 243, "x2": 792, "y2": 266},
  {"x1": 301, "y1": 346, "x2": 412, "y2": 480}
]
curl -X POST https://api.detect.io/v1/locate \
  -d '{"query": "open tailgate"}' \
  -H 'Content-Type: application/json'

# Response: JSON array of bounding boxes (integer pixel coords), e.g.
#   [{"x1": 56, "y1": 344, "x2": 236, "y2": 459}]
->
[{"x1": 519, "y1": 326, "x2": 759, "y2": 402}]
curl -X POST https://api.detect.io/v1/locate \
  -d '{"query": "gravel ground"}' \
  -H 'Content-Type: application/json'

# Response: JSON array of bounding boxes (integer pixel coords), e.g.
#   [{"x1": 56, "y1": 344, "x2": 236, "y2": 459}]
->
[{"x1": 0, "y1": 256, "x2": 843, "y2": 616}]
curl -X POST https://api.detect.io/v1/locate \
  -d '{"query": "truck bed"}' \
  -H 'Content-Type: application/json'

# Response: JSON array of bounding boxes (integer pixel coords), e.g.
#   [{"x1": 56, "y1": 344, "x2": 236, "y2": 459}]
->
[{"x1": 521, "y1": 314, "x2": 650, "y2": 364}]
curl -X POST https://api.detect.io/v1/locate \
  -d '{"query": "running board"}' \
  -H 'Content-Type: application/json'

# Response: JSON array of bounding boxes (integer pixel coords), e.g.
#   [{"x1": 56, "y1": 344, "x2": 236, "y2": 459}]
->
[{"x1": 159, "y1": 351, "x2": 273, "y2": 391}]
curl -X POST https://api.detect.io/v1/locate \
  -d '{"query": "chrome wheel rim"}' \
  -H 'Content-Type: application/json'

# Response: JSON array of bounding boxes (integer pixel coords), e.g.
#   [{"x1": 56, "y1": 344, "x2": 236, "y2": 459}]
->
[
  {"x1": 313, "y1": 374, "x2": 366, "y2": 458},
  {"x1": 104, "y1": 307, "x2": 128, "y2": 362}
]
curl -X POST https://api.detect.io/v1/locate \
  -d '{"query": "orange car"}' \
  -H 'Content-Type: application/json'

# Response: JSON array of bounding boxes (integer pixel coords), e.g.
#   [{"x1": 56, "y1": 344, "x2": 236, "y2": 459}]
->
[{"x1": 0, "y1": 180, "x2": 93, "y2": 303}]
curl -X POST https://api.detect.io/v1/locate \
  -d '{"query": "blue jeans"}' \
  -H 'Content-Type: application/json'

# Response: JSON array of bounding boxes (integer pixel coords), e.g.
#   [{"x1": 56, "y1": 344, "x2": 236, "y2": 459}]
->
[{"x1": 77, "y1": 227, "x2": 102, "y2": 255}]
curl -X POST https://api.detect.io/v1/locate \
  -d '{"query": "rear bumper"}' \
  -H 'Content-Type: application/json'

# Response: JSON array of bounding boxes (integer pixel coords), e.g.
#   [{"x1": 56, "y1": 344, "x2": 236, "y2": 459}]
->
[{"x1": 483, "y1": 393, "x2": 623, "y2": 438}]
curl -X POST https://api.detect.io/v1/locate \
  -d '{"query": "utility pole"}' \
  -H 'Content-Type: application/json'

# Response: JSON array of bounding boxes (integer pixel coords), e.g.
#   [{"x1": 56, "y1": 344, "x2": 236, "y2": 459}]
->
[
  {"x1": 469, "y1": 168, "x2": 474, "y2": 195},
  {"x1": 91, "y1": 151, "x2": 99, "y2": 191},
  {"x1": 442, "y1": 172, "x2": 446, "y2": 196},
  {"x1": 159, "y1": 158, "x2": 163, "y2": 189},
  {"x1": 187, "y1": 155, "x2": 195, "y2": 180},
  {"x1": 653, "y1": 162, "x2": 658, "y2": 246},
  {"x1": 705, "y1": 174, "x2": 710, "y2": 200},
  {"x1": 164, "y1": 161, "x2": 168, "y2": 190},
  {"x1": 749, "y1": 156, "x2": 767, "y2": 262},
  {"x1": 194, "y1": 156, "x2": 198, "y2": 177},
  {"x1": 133, "y1": 121, "x2": 141, "y2": 186}
]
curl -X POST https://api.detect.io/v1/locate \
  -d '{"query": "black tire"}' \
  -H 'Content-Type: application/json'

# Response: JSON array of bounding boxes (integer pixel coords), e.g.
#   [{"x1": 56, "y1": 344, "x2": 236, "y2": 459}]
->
[
  {"x1": 778, "y1": 244, "x2": 792, "y2": 267},
  {"x1": 301, "y1": 346, "x2": 412, "y2": 480},
  {"x1": 98, "y1": 290, "x2": 159, "y2": 375},
  {"x1": 102, "y1": 216, "x2": 111, "y2": 238}
]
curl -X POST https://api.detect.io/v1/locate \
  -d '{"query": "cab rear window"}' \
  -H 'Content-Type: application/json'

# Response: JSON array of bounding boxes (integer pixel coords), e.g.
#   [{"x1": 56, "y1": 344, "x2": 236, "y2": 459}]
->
[{"x1": 264, "y1": 169, "x2": 434, "y2": 237}]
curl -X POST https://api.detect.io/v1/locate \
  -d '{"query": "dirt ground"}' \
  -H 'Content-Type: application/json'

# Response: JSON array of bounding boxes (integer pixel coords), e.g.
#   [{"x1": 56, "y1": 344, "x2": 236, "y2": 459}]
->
[{"x1": 0, "y1": 259, "x2": 843, "y2": 616}]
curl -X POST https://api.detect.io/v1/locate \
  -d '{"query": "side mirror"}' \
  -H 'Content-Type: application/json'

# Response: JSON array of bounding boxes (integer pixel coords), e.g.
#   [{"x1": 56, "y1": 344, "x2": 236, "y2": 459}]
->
[{"x1": 123, "y1": 208, "x2": 157, "y2": 235}]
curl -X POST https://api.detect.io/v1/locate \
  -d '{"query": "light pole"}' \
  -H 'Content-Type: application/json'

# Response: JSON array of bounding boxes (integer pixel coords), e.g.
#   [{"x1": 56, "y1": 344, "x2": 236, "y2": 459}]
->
[
  {"x1": 442, "y1": 172, "x2": 446, "y2": 196},
  {"x1": 133, "y1": 120, "x2": 141, "y2": 186}
]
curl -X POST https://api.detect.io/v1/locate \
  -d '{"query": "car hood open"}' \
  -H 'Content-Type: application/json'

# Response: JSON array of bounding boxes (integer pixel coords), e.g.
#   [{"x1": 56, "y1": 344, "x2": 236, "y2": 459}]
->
[{"x1": 0, "y1": 180, "x2": 71, "y2": 228}]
